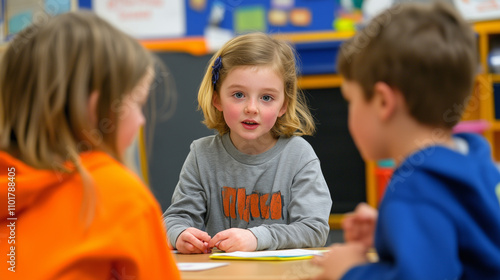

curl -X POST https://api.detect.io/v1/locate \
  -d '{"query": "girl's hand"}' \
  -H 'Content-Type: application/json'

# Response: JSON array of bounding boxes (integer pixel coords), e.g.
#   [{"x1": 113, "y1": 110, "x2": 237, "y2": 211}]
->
[
  {"x1": 176, "y1": 227, "x2": 212, "y2": 254},
  {"x1": 312, "y1": 242, "x2": 368, "y2": 280},
  {"x1": 342, "y1": 202, "x2": 378, "y2": 249},
  {"x1": 208, "y1": 228, "x2": 257, "y2": 252}
]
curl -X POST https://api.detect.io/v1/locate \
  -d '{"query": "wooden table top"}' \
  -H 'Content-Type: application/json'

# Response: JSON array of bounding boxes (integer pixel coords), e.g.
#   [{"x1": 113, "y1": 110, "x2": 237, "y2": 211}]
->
[{"x1": 174, "y1": 249, "x2": 324, "y2": 280}]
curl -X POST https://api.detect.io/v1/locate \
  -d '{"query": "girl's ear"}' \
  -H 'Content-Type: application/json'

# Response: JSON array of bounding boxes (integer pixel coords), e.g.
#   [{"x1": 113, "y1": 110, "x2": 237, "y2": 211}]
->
[
  {"x1": 373, "y1": 82, "x2": 397, "y2": 121},
  {"x1": 212, "y1": 92, "x2": 223, "y2": 111},
  {"x1": 87, "y1": 90, "x2": 100, "y2": 127},
  {"x1": 278, "y1": 100, "x2": 287, "y2": 117}
]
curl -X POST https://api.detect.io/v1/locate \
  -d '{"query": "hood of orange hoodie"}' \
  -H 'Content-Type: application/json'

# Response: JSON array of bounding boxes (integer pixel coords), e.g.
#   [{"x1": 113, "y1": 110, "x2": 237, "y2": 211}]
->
[{"x1": 0, "y1": 151, "x2": 78, "y2": 221}]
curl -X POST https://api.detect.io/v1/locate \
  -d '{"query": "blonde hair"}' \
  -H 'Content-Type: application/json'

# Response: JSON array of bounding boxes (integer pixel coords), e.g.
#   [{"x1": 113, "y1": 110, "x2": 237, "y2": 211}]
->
[
  {"x1": 0, "y1": 11, "x2": 155, "y2": 226},
  {"x1": 198, "y1": 32, "x2": 315, "y2": 137}
]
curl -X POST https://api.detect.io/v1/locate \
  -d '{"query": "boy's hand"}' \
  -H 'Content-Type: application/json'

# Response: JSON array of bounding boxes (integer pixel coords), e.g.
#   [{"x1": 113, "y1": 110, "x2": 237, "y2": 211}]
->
[
  {"x1": 176, "y1": 227, "x2": 212, "y2": 254},
  {"x1": 311, "y1": 242, "x2": 367, "y2": 280},
  {"x1": 208, "y1": 228, "x2": 257, "y2": 252},
  {"x1": 342, "y1": 202, "x2": 378, "y2": 249}
]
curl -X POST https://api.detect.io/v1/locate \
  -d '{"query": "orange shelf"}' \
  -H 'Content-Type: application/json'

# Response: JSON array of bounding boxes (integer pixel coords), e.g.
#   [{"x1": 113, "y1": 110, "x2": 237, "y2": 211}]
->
[
  {"x1": 491, "y1": 121, "x2": 500, "y2": 130},
  {"x1": 473, "y1": 20, "x2": 500, "y2": 34},
  {"x1": 140, "y1": 36, "x2": 208, "y2": 56},
  {"x1": 273, "y1": 30, "x2": 354, "y2": 43},
  {"x1": 298, "y1": 74, "x2": 343, "y2": 89},
  {"x1": 139, "y1": 31, "x2": 354, "y2": 55}
]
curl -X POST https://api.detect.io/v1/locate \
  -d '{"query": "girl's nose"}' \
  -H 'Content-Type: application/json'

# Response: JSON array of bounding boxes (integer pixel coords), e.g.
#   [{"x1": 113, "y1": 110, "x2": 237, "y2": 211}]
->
[{"x1": 245, "y1": 100, "x2": 258, "y2": 114}]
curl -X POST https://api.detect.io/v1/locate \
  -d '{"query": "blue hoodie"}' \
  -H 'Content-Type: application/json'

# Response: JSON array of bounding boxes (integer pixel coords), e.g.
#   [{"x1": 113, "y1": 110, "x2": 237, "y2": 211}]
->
[{"x1": 344, "y1": 133, "x2": 500, "y2": 280}]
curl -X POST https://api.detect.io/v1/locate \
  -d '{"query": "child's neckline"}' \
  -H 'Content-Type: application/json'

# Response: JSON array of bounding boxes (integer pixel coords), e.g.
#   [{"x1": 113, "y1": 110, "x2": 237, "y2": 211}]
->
[{"x1": 220, "y1": 134, "x2": 289, "y2": 165}]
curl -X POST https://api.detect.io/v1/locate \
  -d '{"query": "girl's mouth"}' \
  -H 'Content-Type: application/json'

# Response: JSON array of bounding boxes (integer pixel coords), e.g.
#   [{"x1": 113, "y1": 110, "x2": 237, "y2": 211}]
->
[{"x1": 242, "y1": 121, "x2": 258, "y2": 129}]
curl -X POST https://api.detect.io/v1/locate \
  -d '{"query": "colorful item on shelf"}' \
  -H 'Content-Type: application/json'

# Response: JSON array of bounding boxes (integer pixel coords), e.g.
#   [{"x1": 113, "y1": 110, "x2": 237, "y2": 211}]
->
[
  {"x1": 189, "y1": 0, "x2": 207, "y2": 12},
  {"x1": 290, "y1": 8, "x2": 312, "y2": 26},
  {"x1": 271, "y1": 0, "x2": 295, "y2": 10},
  {"x1": 208, "y1": 1, "x2": 225, "y2": 26},
  {"x1": 268, "y1": 9, "x2": 288, "y2": 26},
  {"x1": 333, "y1": 17, "x2": 356, "y2": 31},
  {"x1": 375, "y1": 159, "x2": 395, "y2": 205},
  {"x1": 234, "y1": 5, "x2": 267, "y2": 34},
  {"x1": 452, "y1": 119, "x2": 490, "y2": 134},
  {"x1": 489, "y1": 47, "x2": 500, "y2": 74}
]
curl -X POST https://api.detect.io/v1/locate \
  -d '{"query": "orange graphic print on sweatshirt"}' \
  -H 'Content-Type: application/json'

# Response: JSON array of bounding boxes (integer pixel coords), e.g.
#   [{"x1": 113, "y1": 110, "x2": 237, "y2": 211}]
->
[{"x1": 221, "y1": 186, "x2": 283, "y2": 222}]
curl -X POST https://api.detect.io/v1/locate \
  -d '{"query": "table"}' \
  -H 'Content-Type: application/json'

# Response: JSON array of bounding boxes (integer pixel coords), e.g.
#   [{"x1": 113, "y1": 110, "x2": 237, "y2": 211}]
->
[{"x1": 174, "y1": 249, "x2": 324, "y2": 280}]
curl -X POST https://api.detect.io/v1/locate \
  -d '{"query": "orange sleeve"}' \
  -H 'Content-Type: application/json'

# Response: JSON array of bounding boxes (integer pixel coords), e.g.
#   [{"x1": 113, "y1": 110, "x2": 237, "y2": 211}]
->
[{"x1": 0, "y1": 152, "x2": 181, "y2": 280}]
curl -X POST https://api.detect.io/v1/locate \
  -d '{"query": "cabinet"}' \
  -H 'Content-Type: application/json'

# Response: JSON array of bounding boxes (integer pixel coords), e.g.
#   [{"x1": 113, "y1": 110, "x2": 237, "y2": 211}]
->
[{"x1": 473, "y1": 21, "x2": 500, "y2": 161}]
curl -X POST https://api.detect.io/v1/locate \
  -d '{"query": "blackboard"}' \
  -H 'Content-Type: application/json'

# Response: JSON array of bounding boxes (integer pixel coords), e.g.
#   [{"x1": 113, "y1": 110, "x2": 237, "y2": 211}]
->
[
  {"x1": 146, "y1": 52, "x2": 366, "y2": 214},
  {"x1": 303, "y1": 88, "x2": 366, "y2": 213}
]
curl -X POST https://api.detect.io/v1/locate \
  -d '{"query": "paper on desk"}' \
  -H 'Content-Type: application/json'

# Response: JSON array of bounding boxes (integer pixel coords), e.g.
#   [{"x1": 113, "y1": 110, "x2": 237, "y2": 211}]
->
[
  {"x1": 177, "y1": 262, "x2": 229, "y2": 271},
  {"x1": 210, "y1": 249, "x2": 326, "y2": 261}
]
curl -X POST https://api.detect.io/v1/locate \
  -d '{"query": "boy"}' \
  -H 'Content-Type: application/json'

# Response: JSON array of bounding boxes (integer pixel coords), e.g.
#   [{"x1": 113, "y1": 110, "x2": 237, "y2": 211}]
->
[{"x1": 313, "y1": 2, "x2": 500, "y2": 280}]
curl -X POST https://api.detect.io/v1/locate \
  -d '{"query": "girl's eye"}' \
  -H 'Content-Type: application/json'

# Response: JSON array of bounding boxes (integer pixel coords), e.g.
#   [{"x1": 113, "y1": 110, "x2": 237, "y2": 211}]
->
[
  {"x1": 233, "y1": 92, "x2": 244, "y2": 99},
  {"x1": 262, "y1": 95, "x2": 273, "y2": 102}
]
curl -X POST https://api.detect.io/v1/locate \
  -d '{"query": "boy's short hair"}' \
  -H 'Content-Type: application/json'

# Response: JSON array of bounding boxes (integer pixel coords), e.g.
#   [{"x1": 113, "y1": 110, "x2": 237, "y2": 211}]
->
[{"x1": 338, "y1": 2, "x2": 477, "y2": 129}]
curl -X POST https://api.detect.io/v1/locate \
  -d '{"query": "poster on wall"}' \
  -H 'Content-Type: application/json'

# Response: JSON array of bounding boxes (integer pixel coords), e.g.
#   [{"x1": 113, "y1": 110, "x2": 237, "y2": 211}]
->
[
  {"x1": 453, "y1": 0, "x2": 500, "y2": 21},
  {"x1": 5, "y1": 0, "x2": 72, "y2": 40},
  {"x1": 93, "y1": 0, "x2": 186, "y2": 39}
]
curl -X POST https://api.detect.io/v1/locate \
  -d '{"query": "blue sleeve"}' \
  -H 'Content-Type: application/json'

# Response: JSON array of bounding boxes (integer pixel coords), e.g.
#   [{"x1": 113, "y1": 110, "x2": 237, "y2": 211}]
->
[{"x1": 342, "y1": 199, "x2": 462, "y2": 280}]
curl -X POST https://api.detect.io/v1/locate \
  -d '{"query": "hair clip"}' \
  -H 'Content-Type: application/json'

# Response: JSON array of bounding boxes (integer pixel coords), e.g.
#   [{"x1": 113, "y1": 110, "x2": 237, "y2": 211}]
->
[{"x1": 212, "y1": 56, "x2": 222, "y2": 86}]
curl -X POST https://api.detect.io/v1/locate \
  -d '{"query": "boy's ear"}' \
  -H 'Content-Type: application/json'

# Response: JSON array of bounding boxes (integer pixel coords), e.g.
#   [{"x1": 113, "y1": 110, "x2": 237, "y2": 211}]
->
[
  {"x1": 373, "y1": 82, "x2": 398, "y2": 121},
  {"x1": 87, "y1": 90, "x2": 100, "y2": 127},
  {"x1": 212, "y1": 92, "x2": 223, "y2": 111}
]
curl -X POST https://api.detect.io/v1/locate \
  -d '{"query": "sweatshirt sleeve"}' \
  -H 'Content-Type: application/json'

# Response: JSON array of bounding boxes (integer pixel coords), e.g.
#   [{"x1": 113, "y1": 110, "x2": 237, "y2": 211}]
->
[
  {"x1": 342, "y1": 199, "x2": 461, "y2": 280},
  {"x1": 249, "y1": 158, "x2": 332, "y2": 250},
  {"x1": 163, "y1": 144, "x2": 207, "y2": 248}
]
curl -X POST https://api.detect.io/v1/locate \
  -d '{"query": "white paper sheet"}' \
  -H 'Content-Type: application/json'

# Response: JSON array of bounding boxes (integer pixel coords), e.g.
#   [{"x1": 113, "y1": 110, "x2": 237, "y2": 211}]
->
[{"x1": 177, "y1": 262, "x2": 229, "y2": 271}]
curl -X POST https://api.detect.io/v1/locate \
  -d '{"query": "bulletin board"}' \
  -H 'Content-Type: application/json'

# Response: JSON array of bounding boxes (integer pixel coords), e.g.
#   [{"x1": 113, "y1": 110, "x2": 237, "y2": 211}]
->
[
  {"x1": 78, "y1": 0, "x2": 341, "y2": 39},
  {"x1": 184, "y1": 0, "x2": 340, "y2": 36}
]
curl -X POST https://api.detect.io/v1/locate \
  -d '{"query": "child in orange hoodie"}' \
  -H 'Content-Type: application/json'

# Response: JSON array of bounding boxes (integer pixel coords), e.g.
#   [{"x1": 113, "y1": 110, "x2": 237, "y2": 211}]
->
[{"x1": 0, "y1": 11, "x2": 180, "y2": 280}]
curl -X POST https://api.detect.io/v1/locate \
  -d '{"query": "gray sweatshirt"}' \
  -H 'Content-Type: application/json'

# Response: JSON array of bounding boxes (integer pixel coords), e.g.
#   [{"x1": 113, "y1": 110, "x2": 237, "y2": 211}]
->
[{"x1": 163, "y1": 134, "x2": 332, "y2": 250}]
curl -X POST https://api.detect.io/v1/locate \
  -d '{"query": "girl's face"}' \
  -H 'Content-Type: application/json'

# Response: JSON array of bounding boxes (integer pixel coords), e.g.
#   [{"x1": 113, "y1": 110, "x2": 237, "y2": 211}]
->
[
  {"x1": 116, "y1": 71, "x2": 153, "y2": 156},
  {"x1": 213, "y1": 65, "x2": 287, "y2": 152}
]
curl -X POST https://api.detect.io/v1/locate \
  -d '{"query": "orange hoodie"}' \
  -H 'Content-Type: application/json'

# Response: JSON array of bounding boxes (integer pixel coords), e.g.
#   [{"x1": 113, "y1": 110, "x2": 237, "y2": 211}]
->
[{"x1": 0, "y1": 151, "x2": 180, "y2": 280}]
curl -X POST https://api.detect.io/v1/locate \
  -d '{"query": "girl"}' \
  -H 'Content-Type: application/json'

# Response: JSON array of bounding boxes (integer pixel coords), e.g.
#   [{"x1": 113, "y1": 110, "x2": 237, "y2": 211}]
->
[
  {"x1": 164, "y1": 32, "x2": 332, "y2": 254},
  {"x1": 0, "y1": 12, "x2": 180, "y2": 279}
]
